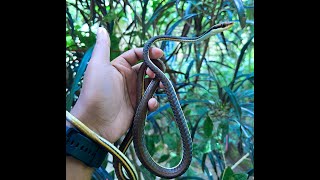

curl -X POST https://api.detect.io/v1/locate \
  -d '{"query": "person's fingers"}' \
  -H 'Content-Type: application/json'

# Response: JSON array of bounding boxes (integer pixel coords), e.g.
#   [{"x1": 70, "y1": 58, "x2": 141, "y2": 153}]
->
[
  {"x1": 112, "y1": 47, "x2": 163, "y2": 67},
  {"x1": 90, "y1": 27, "x2": 111, "y2": 64},
  {"x1": 146, "y1": 68, "x2": 155, "y2": 78},
  {"x1": 111, "y1": 48, "x2": 161, "y2": 108},
  {"x1": 133, "y1": 65, "x2": 156, "y2": 79},
  {"x1": 159, "y1": 82, "x2": 164, "y2": 89},
  {"x1": 132, "y1": 62, "x2": 142, "y2": 73},
  {"x1": 133, "y1": 66, "x2": 164, "y2": 89},
  {"x1": 148, "y1": 98, "x2": 159, "y2": 112}
]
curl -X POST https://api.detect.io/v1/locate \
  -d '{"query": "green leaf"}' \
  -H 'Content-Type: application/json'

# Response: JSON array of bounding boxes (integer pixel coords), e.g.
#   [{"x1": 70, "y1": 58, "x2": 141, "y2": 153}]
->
[
  {"x1": 185, "y1": 59, "x2": 195, "y2": 80},
  {"x1": 246, "y1": 168, "x2": 254, "y2": 177},
  {"x1": 147, "y1": 99, "x2": 215, "y2": 120},
  {"x1": 151, "y1": 0, "x2": 160, "y2": 9},
  {"x1": 192, "y1": 140, "x2": 212, "y2": 156},
  {"x1": 75, "y1": 30, "x2": 95, "y2": 47},
  {"x1": 139, "y1": 165, "x2": 156, "y2": 180},
  {"x1": 199, "y1": 154, "x2": 214, "y2": 179},
  {"x1": 146, "y1": 0, "x2": 175, "y2": 29},
  {"x1": 103, "y1": 11, "x2": 117, "y2": 23},
  {"x1": 203, "y1": 140, "x2": 212, "y2": 154},
  {"x1": 223, "y1": 86, "x2": 241, "y2": 121},
  {"x1": 208, "y1": 152, "x2": 218, "y2": 177},
  {"x1": 233, "y1": 173, "x2": 248, "y2": 180},
  {"x1": 203, "y1": 116, "x2": 213, "y2": 138},
  {"x1": 231, "y1": 0, "x2": 246, "y2": 29},
  {"x1": 163, "y1": 133, "x2": 177, "y2": 150},
  {"x1": 146, "y1": 135, "x2": 156, "y2": 156},
  {"x1": 218, "y1": 119, "x2": 229, "y2": 141},
  {"x1": 66, "y1": 35, "x2": 75, "y2": 47},
  {"x1": 169, "y1": 154, "x2": 181, "y2": 167},
  {"x1": 221, "y1": 166, "x2": 234, "y2": 180},
  {"x1": 201, "y1": 153, "x2": 207, "y2": 172},
  {"x1": 66, "y1": 46, "x2": 94, "y2": 111},
  {"x1": 185, "y1": 109, "x2": 192, "y2": 116},
  {"x1": 229, "y1": 36, "x2": 254, "y2": 91},
  {"x1": 221, "y1": 166, "x2": 248, "y2": 180},
  {"x1": 184, "y1": 167, "x2": 198, "y2": 178},
  {"x1": 158, "y1": 154, "x2": 170, "y2": 163},
  {"x1": 152, "y1": 134, "x2": 160, "y2": 144},
  {"x1": 241, "y1": 107, "x2": 253, "y2": 117}
]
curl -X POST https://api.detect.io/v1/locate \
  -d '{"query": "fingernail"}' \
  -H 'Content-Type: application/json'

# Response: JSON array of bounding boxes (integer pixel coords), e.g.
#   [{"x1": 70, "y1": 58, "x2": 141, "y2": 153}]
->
[{"x1": 97, "y1": 27, "x2": 107, "y2": 39}]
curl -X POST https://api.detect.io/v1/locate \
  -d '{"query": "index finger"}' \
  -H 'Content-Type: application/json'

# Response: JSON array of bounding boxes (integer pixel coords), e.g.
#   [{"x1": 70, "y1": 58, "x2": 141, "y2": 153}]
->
[{"x1": 113, "y1": 47, "x2": 163, "y2": 66}]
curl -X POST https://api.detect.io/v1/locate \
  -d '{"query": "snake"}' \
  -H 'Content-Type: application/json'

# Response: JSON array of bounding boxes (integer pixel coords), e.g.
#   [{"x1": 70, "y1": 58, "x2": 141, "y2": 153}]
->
[{"x1": 66, "y1": 21, "x2": 234, "y2": 180}]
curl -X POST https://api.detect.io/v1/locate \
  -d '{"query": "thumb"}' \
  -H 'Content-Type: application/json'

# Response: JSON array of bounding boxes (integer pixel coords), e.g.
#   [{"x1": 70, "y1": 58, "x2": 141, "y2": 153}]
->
[{"x1": 91, "y1": 27, "x2": 111, "y2": 64}]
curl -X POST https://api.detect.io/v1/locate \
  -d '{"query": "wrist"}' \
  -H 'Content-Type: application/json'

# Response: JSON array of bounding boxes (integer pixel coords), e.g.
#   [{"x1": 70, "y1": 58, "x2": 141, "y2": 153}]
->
[
  {"x1": 66, "y1": 122, "x2": 108, "y2": 169},
  {"x1": 69, "y1": 103, "x2": 101, "y2": 137},
  {"x1": 66, "y1": 156, "x2": 93, "y2": 180},
  {"x1": 69, "y1": 102, "x2": 119, "y2": 143}
]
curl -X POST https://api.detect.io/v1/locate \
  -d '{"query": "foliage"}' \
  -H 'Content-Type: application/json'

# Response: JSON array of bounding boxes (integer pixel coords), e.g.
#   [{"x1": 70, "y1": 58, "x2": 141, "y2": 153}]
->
[{"x1": 66, "y1": 0, "x2": 254, "y2": 179}]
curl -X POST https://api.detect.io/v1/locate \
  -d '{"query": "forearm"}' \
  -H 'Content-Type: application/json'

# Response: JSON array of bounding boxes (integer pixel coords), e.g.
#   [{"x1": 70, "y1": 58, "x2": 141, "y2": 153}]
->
[
  {"x1": 66, "y1": 107, "x2": 96, "y2": 180},
  {"x1": 66, "y1": 118, "x2": 93, "y2": 180},
  {"x1": 65, "y1": 105, "x2": 115, "y2": 180}
]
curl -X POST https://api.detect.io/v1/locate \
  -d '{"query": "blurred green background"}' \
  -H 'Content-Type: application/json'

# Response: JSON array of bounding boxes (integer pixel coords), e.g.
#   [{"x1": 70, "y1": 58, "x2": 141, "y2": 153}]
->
[{"x1": 66, "y1": 0, "x2": 254, "y2": 179}]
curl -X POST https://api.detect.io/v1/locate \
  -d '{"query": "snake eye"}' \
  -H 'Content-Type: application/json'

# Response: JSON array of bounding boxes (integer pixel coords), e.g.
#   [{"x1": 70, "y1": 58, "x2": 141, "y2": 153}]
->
[
  {"x1": 223, "y1": 22, "x2": 233, "y2": 27},
  {"x1": 226, "y1": 22, "x2": 234, "y2": 26}
]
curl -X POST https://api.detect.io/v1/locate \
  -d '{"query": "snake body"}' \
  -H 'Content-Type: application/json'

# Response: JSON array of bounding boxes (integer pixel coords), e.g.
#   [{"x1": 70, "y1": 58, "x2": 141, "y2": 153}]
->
[{"x1": 67, "y1": 22, "x2": 234, "y2": 180}]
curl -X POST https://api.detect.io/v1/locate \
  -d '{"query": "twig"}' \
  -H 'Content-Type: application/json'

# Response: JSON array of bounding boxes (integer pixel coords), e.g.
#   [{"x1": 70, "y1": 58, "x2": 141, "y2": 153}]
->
[{"x1": 231, "y1": 153, "x2": 249, "y2": 170}]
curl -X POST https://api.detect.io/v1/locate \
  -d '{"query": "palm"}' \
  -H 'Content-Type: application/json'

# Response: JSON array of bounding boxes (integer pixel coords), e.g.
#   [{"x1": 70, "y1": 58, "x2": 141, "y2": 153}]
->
[{"x1": 77, "y1": 61, "x2": 136, "y2": 143}]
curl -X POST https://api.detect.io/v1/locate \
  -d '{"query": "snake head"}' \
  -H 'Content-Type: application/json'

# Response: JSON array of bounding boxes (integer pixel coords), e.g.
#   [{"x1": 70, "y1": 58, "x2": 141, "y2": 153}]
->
[
  {"x1": 204, "y1": 22, "x2": 234, "y2": 36},
  {"x1": 219, "y1": 22, "x2": 234, "y2": 29}
]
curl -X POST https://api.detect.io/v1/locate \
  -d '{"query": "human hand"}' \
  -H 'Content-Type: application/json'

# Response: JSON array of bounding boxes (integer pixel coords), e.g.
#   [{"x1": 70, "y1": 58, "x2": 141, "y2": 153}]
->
[{"x1": 68, "y1": 27, "x2": 163, "y2": 143}]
